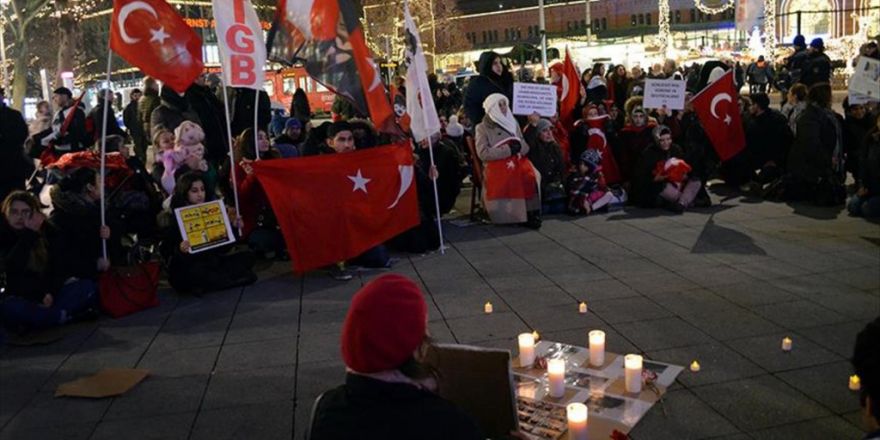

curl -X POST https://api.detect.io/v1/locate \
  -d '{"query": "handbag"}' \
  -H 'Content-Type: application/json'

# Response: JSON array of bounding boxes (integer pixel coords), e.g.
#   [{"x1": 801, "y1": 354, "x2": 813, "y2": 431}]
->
[{"x1": 98, "y1": 262, "x2": 161, "y2": 318}]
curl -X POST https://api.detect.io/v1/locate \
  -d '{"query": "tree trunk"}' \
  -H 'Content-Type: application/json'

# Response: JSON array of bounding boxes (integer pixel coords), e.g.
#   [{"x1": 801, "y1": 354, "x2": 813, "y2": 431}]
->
[
  {"x1": 56, "y1": 1, "x2": 78, "y2": 86},
  {"x1": 11, "y1": 36, "x2": 27, "y2": 111}
]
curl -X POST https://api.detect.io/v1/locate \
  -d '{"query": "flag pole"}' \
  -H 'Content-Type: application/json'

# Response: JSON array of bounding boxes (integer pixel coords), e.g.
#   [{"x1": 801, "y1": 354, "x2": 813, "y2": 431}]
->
[
  {"x1": 424, "y1": 137, "x2": 446, "y2": 254},
  {"x1": 222, "y1": 79, "x2": 243, "y2": 236},
  {"x1": 253, "y1": 88, "x2": 260, "y2": 160},
  {"x1": 99, "y1": 44, "x2": 113, "y2": 261}
]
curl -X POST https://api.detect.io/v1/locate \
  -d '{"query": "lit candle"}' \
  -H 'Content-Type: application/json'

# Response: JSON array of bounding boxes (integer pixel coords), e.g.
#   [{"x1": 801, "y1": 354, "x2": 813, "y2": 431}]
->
[
  {"x1": 518, "y1": 333, "x2": 536, "y2": 368},
  {"x1": 782, "y1": 337, "x2": 792, "y2": 352},
  {"x1": 624, "y1": 354, "x2": 643, "y2": 394},
  {"x1": 566, "y1": 402, "x2": 588, "y2": 440},
  {"x1": 849, "y1": 375, "x2": 861, "y2": 391},
  {"x1": 690, "y1": 360, "x2": 701, "y2": 372},
  {"x1": 484, "y1": 302, "x2": 493, "y2": 314},
  {"x1": 588, "y1": 330, "x2": 605, "y2": 367},
  {"x1": 548, "y1": 358, "x2": 565, "y2": 398},
  {"x1": 579, "y1": 302, "x2": 588, "y2": 314},
  {"x1": 532, "y1": 330, "x2": 540, "y2": 341}
]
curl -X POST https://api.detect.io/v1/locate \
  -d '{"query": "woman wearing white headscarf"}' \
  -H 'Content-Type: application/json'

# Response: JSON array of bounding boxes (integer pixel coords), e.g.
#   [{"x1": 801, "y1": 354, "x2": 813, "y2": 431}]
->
[{"x1": 474, "y1": 94, "x2": 542, "y2": 228}]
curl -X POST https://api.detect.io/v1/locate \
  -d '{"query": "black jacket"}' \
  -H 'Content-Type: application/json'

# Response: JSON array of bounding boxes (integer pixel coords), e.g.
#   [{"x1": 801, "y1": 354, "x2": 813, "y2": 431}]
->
[
  {"x1": 231, "y1": 88, "x2": 271, "y2": 138},
  {"x1": 51, "y1": 104, "x2": 89, "y2": 153},
  {"x1": 462, "y1": 52, "x2": 513, "y2": 125},
  {"x1": 860, "y1": 130, "x2": 880, "y2": 196},
  {"x1": 0, "y1": 104, "x2": 29, "y2": 185},
  {"x1": 633, "y1": 143, "x2": 685, "y2": 207},
  {"x1": 46, "y1": 191, "x2": 102, "y2": 282},
  {"x1": 309, "y1": 374, "x2": 482, "y2": 440},
  {"x1": 150, "y1": 86, "x2": 201, "y2": 138},
  {"x1": 123, "y1": 100, "x2": 146, "y2": 145},
  {"x1": 88, "y1": 102, "x2": 126, "y2": 144},
  {"x1": 525, "y1": 137, "x2": 566, "y2": 198},
  {"x1": 746, "y1": 109, "x2": 793, "y2": 168},
  {"x1": 0, "y1": 221, "x2": 51, "y2": 302},
  {"x1": 186, "y1": 84, "x2": 229, "y2": 164},
  {"x1": 788, "y1": 104, "x2": 839, "y2": 182},
  {"x1": 801, "y1": 51, "x2": 832, "y2": 87}
]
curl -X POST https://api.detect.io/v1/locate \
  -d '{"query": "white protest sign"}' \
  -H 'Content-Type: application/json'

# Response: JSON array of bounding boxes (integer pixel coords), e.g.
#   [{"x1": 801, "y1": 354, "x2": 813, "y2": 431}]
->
[
  {"x1": 513, "y1": 82, "x2": 558, "y2": 117},
  {"x1": 643, "y1": 79, "x2": 686, "y2": 111},
  {"x1": 848, "y1": 56, "x2": 880, "y2": 104}
]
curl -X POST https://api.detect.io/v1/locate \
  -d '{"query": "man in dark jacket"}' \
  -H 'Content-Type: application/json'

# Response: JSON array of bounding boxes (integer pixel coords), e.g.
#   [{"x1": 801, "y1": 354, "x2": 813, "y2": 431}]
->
[
  {"x1": 462, "y1": 51, "x2": 513, "y2": 124},
  {"x1": 801, "y1": 38, "x2": 833, "y2": 87},
  {"x1": 747, "y1": 56, "x2": 775, "y2": 94},
  {"x1": 138, "y1": 77, "x2": 161, "y2": 139},
  {"x1": 785, "y1": 35, "x2": 810, "y2": 85},
  {"x1": 87, "y1": 89, "x2": 126, "y2": 146},
  {"x1": 123, "y1": 88, "x2": 148, "y2": 162},
  {"x1": 150, "y1": 85, "x2": 201, "y2": 139},
  {"x1": 230, "y1": 88, "x2": 271, "y2": 138},
  {"x1": 786, "y1": 83, "x2": 842, "y2": 202},
  {"x1": 44, "y1": 87, "x2": 89, "y2": 155},
  {"x1": 186, "y1": 79, "x2": 229, "y2": 165},
  {"x1": 745, "y1": 93, "x2": 793, "y2": 184},
  {"x1": 0, "y1": 88, "x2": 30, "y2": 201},
  {"x1": 842, "y1": 99, "x2": 874, "y2": 185}
]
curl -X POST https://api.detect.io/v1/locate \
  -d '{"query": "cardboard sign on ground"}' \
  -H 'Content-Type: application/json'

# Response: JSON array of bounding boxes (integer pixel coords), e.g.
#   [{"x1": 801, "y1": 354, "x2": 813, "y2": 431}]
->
[{"x1": 55, "y1": 368, "x2": 150, "y2": 398}]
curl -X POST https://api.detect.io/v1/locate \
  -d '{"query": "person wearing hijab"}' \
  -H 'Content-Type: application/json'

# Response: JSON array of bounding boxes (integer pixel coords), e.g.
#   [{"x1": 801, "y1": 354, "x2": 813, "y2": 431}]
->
[
  {"x1": 524, "y1": 119, "x2": 566, "y2": 214},
  {"x1": 462, "y1": 51, "x2": 514, "y2": 125},
  {"x1": 474, "y1": 94, "x2": 541, "y2": 228},
  {"x1": 617, "y1": 101, "x2": 657, "y2": 185}
]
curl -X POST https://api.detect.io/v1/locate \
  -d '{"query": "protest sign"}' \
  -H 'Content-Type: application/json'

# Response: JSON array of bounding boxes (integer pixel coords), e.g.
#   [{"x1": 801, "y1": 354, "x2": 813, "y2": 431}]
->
[
  {"x1": 849, "y1": 57, "x2": 880, "y2": 105},
  {"x1": 644, "y1": 79, "x2": 686, "y2": 110},
  {"x1": 174, "y1": 200, "x2": 236, "y2": 254},
  {"x1": 513, "y1": 82, "x2": 558, "y2": 117}
]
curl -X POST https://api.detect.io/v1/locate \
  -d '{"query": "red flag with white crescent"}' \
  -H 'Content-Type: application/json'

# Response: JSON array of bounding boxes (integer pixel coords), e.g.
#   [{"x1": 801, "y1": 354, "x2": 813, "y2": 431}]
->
[
  {"x1": 585, "y1": 116, "x2": 621, "y2": 184},
  {"x1": 560, "y1": 48, "x2": 581, "y2": 130},
  {"x1": 109, "y1": 0, "x2": 204, "y2": 93},
  {"x1": 691, "y1": 70, "x2": 746, "y2": 161},
  {"x1": 252, "y1": 144, "x2": 419, "y2": 273}
]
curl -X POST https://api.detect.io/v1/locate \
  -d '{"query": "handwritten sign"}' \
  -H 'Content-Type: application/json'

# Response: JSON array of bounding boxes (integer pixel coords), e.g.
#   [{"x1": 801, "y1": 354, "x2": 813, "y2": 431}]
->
[
  {"x1": 849, "y1": 57, "x2": 880, "y2": 105},
  {"x1": 174, "y1": 200, "x2": 236, "y2": 254},
  {"x1": 513, "y1": 82, "x2": 558, "y2": 117},
  {"x1": 644, "y1": 79, "x2": 686, "y2": 111}
]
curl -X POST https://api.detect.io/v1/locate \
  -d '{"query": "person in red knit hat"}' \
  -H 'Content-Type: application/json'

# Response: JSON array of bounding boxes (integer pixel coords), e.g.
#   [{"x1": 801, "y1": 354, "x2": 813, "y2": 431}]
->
[{"x1": 307, "y1": 274, "x2": 482, "y2": 440}]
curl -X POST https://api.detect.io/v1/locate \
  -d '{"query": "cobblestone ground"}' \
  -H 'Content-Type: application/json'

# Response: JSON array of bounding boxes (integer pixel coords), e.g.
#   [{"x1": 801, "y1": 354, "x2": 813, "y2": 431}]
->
[{"x1": 1, "y1": 188, "x2": 878, "y2": 440}]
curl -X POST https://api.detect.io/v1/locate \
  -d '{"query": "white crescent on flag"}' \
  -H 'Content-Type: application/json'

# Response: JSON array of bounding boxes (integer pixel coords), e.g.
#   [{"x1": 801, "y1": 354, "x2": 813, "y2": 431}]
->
[
  {"x1": 710, "y1": 93, "x2": 732, "y2": 120},
  {"x1": 117, "y1": 1, "x2": 159, "y2": 44},
  {"x1": 387, "y1": 165, "x2": 414, "y2": 209},
  {"x1": 588, "y1": 127, "x2": 607, "y2": 149}
]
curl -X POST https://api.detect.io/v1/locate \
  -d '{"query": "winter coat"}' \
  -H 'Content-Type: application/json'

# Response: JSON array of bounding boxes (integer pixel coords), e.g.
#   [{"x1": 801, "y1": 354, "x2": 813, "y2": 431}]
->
[
  {"x1": 186, "y1": 84, "x2": 229, "y2": 164},
  {"x1": 123, "y1": 100, "x2": 147, "y2": 148},
  {"x1": 291, "y1": 89, "x2": 311, "y2": 123},
  {"x1": 138, "y1": 89, "x2": 161, "y2": 140},
  {"x1": 462, "y1": 52, "x2": 514, "y2": 125},
  {"x1": 859, "y1": 129, "x2": 880, "y2": 196},
  {"x1": 801, "y1": 51, "x2": 832, "y2": 87},
  {"x1": 0, "y1": 104, "x2": 29, "y2": 187},
  {"x1": 842, "y1": 114, "x2": 874, "y2": 175},
  {"x1": 150, "y1": 87, "x2": 201, "y2": 140},
  {"x1": 633, "y1": 143, "x2": 686, "y2": 207},
  {"x1": 679, "y1": 112, "x2": 715, "y2": 181},
  {"x1": 309, "y1": 374, "x2": 483, "y2": 440},
  {"x1": 788, "y1": 104, "x2": 839, "y2": 182},
  {"x1": 46, "y1": 191, "x2": 102, "y2": 282},
  {"x1": 87, "y1": 102, "x2": 126, "y2": 144},
  {"x1": 0, "y1": 220, "x2": 52, "y2": 302},
  {"x1": 746, "y1": 108, "x2": 793, "y2": 169},
  {"x1": 786, "y1": 48, "x2": 810, "y2": 84},
  {"x1": 747, "y1": 61, "x2": 774, "y2": 85},
  {"x1": 526, "y1": 138, "x2": 566, "y2": 200},
  {"x1": 231, "y1": 88, "x2": 271, "y2": 138},
  {"x1": 474, "y1": 116, "x2": 540, "y2": 223},
  {"x1": 233, "y1": 161, "x2": 272, "y2": 239},
  {"x1": 417, "y1": 138, "x2": 463, "y2": 215},
  {"x1": 49, "y1": 104, "x2": 89, "y2": 153},
  {"x1": 272, "y1": 133, "x2": 302, "y2": 158},
  {"x1": 617, "y1": 123, "x2": 657, "y2": 183},
  {"x1": 782, "y1": 101, "x2": 807, "y2": 136}
]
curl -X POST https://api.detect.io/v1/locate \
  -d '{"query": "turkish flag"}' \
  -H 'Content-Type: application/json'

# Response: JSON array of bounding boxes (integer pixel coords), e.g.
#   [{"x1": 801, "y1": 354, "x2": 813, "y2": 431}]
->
[
  {"x1": 560, "y1": 48, "x2": 581, "y2": 129},
  {"x1": 252, "y1": 144, "x2": 420, "y2": 273},
  {"x1": 110, "y1": 0, "x2": 204, "y2": 94},
  {"x1": 691, "y1": 70, "x2": 746, "y2": 161},
  {"x1": 483, "y1": 155, "x2": 539, "y2": 201},
  {"x1": 584, "y1": 116, "x2": 621, "y2": 184}
]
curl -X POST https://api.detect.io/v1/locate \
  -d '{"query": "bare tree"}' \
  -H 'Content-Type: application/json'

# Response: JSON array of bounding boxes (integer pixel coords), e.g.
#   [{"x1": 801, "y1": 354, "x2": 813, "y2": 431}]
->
[{"x1": 2, "y1": 0, "x2": 52, "y2": 109}]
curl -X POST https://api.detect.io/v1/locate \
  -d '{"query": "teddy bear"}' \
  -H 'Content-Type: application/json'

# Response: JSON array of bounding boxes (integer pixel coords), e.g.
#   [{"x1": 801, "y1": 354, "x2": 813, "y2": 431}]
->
[{"x1": 174, "y1": 120, "x2": 208, "y2": 174}]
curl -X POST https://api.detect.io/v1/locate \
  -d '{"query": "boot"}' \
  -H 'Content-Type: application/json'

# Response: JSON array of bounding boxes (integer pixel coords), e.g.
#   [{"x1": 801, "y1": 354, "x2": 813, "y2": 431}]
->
[{"x1": 524, "y1": 210, "x2": 542, "y2": 229}]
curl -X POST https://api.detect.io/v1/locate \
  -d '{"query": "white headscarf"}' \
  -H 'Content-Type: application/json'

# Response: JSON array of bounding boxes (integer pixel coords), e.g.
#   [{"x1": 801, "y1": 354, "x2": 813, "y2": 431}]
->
[{"x1": 482, "y1": 93, "x2": 519, "y2": 136}]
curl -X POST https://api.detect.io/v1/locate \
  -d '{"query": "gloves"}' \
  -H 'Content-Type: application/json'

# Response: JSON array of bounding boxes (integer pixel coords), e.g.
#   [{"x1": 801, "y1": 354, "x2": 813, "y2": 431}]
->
[{"x1": 508, "y1": 140, "x2": 522, "y2": 155}]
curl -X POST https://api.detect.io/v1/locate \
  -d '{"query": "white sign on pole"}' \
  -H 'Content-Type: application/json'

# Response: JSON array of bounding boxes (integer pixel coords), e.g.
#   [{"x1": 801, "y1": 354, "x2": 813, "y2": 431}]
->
[
  {"x1": 848, "y1": 57, "x2": 880, "y2": 105},
  {"x1": 212, "y1": 0, "x2": 266, "y2": 90},
  {"x1": 512, "y1": 82, "x2": 558, "y2": 117},
  {"x1": 643, "y1": 79, "x2": 686, "y2": 111}
]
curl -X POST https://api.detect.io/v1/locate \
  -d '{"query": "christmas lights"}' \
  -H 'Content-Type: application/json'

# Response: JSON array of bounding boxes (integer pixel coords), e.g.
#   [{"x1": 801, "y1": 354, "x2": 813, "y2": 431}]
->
[
  {"x1": 763, "y1": 0, "x2": 777, "y2": 58},
  {"x1": 693, "y1": 0, "x2": 734, "y2": 15},
  {"x1": 657, "y1": 0, "x2": 671, "y2": 57}
]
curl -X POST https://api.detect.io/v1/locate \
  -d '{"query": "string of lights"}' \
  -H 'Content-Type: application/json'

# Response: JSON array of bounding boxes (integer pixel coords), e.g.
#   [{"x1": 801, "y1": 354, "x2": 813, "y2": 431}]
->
[
  {"x1": 763, "y1": 0, "x2": 777, "y2": 57},
  {"x1": 657, "y1": 0, "x2": 671, "y2": 57},
  {"x1": 693, "y1": 0, "x2": 734, "y2": 15}
]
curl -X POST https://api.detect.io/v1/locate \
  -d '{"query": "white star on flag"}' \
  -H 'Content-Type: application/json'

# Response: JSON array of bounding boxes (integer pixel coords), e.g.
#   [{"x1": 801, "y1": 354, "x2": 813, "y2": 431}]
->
[
  {"x1": 150, "y1": 26, "x2": 170, "y2": 44},
  {"x1": 506, "y1": 160, "x2": 515, "y2": 170},
  {"x1": 347, "y1": 169, "x2": 371, "y2": 193}
]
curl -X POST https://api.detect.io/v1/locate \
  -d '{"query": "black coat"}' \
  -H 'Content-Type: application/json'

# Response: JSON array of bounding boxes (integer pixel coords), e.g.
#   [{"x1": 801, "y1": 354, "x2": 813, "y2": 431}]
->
[
  {"x1": 633, "y1": 143, "x2": 685, "y2": 207},
  {"x1": 231, "y1": 88, "x2": 271, "y2": 138},
  {"x1": 186, "y1": 84, "x2": 229, "y2": 164},
  {"x1": 0, "y1": 104, "x2": 29, "y2": 190},
  {"x1": 801, "y1": 52, "x2": 832, "y2": 87},
  {"x1": 788, "y1": 104, "x2": 839, "y2": 182},
  {"x1": 859, "y1": 131, "x2": 880, "y2": 196},
  {"x1": 150, "y1": 86, "x2": 201, "y2": 138},
  {"x1": 746, "y1": 109, "x2": 793, "y2": 169},
  {"x1": 88, "y1": 103, "x2": 126, "y2": 144},
  {"x1": 0, "y1": 221, "x2": 51, "y2": 302},
  {"x1": 123, "y1": 100, "x2": 147, "y2": 149},
  {"x1": 46, "y1": 191, "x2": 102, "y2": 282},
  {"x1": 526, "y1": 138, "x2": 565, "y2": 198},
  {"x1": 309, "y1": 374, "x2": 483, "y2": 440},
  {"x1": 462, "y1": 53, "x2": 513, "y2": 125}
]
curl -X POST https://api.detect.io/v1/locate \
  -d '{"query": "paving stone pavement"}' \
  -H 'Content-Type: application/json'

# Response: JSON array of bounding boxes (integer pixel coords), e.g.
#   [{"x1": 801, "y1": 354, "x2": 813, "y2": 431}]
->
[{"x1": 2, "y1": 191, "x2": 879, "y2": 440}]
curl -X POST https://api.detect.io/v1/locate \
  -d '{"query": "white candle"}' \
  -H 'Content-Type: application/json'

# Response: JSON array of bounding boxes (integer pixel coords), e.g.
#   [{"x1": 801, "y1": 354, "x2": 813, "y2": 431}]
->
[
  {"x1": 690, "y1": 360, "x2": 701, "y2": 372},
  {"x1": 484, "y1": 302, "x2": 493, "y2": 314},
  {"x1": 579, "y1": 302, "x2": 588, "y2": 314},
  {"x1": 518, "y1": 333, "x2": 535, "y2": 368},
  {"x1": 548, "y1": 358, "x2": 566, "y2": 398},
  {"x1": 849, "y1": 375, "x2": 861, "y2": 391},
  {"x1": 588, "y1": 330, "x2": 605, "y2": 367},
  {"x1": 782, "y1": 337, "x2": 792, "y2": 352},
  {"x1": 624, "y1": 354, "x2": 643, "y2": 394},
  {"x1": 566, "y1": 402, "x2": 588, "y2": 440}
]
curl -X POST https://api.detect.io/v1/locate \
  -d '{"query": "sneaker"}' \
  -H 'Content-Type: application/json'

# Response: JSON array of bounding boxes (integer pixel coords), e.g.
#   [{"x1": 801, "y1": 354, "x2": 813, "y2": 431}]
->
[{"x1": 330, "y1": 266, "x2": 353, "y2": 281}]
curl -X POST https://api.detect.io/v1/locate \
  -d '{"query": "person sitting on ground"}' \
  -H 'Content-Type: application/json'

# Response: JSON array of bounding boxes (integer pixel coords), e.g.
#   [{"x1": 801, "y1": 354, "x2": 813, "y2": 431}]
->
[
  {"x1": 567, "y1": 149, "x2": 621, "y2": 215},
  {"x1": 781, "y1": 83, "x2": 808, "y2": 136},
  {"x1": 843, "y1": 98, "x2": 874, "y2": 186},
  {"x1": 272, "y1": 118, "x2": 305, "y2": 158},
  {"x1": 158, "y1": 172, "x2": 256, "y2": 294},
  {"x1": 851, "y1": 317, "x2": 880, "y2": 440},
  {"x1": 742, "y1": 93, "x2": 793, "y2": 187},
  {"x1": 1, "y1": 191, "x2": 98, "y2": 332},
  {"x1": 474, "y1": 93, "x2": 541, "y2": 228},
  {"x1": 46, "y1": 168, "x2": 114, "y2": 279},
  {"x1": 848, "y1": 113, "x2": 880, "y2": 218},
  {"x1": 524, "y1": 119, "x2": 566, "y2": 214},
  {"x1": 633, "y1": 125, "x2": 704, "y2": 213},
  {"x1": 617, "y1": 102, "x2": 657, "y2": 185},
  {"x1": 308, "y1": 274, "x2": 483, "y2": 440}
]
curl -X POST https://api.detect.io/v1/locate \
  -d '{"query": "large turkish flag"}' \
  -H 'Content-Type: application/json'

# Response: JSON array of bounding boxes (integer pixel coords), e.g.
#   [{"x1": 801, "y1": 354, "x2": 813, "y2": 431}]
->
[
  {"x1": 691, "y1": 69, "x2": 746, "y2": 161},
  {"x1": 559, "y1": 48, "x2": 582, "y2": 130},
  {"x1": 252, "y1": 143, "x2": 420, "y2": 272},
  {"x1": 110, "y1": 0, "x2": 204, "y2": 93}
]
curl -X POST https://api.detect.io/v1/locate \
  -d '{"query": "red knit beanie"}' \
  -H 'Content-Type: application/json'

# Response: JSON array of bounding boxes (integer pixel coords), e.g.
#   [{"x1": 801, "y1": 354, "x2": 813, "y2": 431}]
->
[{"x1": 341, "y1": 274, "x2": 428, "y2": 373}]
